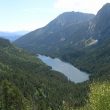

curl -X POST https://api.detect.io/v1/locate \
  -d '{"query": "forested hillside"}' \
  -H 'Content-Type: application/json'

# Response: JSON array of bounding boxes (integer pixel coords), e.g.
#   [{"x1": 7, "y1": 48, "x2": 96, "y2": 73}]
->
[
  {"x1": 0, "y1": 38, "x2": 89, "y2": 110},
  {"x1": 2, "y1": 38, "x2": 109, "y2": 110}
]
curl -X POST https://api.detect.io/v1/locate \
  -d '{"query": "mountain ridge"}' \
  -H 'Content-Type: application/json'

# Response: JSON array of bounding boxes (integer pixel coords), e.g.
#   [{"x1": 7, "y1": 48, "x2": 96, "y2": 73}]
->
[{"x1": 14, "y1": 11, "x2": 95, "y2": 54}]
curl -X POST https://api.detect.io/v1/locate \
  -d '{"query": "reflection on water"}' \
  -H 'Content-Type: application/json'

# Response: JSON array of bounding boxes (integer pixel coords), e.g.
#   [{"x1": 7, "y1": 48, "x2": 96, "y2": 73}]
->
[{"x1": 38, "y1": 54, "x2": 89, "y2": 83}]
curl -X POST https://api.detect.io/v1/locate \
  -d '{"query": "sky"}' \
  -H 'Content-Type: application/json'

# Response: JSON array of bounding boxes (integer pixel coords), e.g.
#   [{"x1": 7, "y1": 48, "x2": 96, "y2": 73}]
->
[{"x1": 0, "y1": 0, "x2": 110, "y2": 32}]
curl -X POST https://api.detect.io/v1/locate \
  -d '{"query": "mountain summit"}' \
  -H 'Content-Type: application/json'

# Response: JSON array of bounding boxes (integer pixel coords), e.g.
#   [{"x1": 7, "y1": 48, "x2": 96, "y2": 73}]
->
[
  {"x1": 46, "y1": 12, "x2": 94, "y2": 31},
  {"x1": 14, "y1": 12, "x2": 94, "y2": 53},
  {"x1": 97, "y1": 3, "x2": 110, "y2": 15},
  {"x1": 88, "y1": 3, "x2": 110, "y2": 40}
]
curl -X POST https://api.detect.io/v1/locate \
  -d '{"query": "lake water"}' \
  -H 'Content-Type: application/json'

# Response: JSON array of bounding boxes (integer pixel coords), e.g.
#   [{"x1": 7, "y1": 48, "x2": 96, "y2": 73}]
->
[{"x1": 38, "y1": 54, "x2": 89, "y2": 83}]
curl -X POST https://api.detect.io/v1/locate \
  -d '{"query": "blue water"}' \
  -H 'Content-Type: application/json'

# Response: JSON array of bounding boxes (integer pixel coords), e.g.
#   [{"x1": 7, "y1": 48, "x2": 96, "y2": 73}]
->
[{"x1": 38, "y1": 54, "x2": 89, "y2": 83}]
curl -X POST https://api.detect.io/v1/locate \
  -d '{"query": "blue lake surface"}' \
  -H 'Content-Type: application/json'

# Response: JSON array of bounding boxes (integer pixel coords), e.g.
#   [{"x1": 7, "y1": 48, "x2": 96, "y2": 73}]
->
[{"x1": 38, "y1": 54, "x2": 89, "y2": 83}]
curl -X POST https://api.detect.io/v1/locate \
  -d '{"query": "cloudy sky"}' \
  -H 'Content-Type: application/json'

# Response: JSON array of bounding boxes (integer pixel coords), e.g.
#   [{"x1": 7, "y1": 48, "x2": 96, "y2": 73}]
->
[{"x1": 0, "y1": 0, "x2": 109, "y2": 32}]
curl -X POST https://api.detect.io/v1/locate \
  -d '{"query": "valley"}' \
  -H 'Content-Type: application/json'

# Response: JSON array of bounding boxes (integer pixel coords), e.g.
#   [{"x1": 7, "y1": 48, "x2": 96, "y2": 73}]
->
[
  {"x1": 0, "y1": 2, "x2": 110, "y2": 110},
  {"x1": 0, "y1": 38, "x2": 88, "y2": 109}
]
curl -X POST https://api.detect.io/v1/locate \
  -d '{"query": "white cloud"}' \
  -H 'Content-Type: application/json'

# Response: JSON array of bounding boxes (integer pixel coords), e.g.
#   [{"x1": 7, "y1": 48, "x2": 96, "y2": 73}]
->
[{"x1": 54, "y1": 0, "x2": 110, "y2": 14}]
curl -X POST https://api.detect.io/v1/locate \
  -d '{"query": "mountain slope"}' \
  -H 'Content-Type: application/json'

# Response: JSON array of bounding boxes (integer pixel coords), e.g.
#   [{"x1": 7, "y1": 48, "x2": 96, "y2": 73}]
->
[
  {"x1": 54, "y1": 3, "x2": 110, "y2": 81},
  {"x1": 88, "y1": 3, "x2": 110, "y2": 40},
  {"x1": 14, "y1": 12, "x2": 94, "y2": 54},
  {"x1": 14, "y1": 3, "x2": 110, "y2": 57},
  {"x1": 0, "y1": 38, "x2": 88, "y2": 110}
]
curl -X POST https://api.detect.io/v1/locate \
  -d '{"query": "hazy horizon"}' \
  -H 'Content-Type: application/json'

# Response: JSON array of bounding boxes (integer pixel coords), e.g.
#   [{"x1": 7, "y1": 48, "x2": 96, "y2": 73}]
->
[{"x1": 0, "y1": 0, "x2": 109, "y2": 32}]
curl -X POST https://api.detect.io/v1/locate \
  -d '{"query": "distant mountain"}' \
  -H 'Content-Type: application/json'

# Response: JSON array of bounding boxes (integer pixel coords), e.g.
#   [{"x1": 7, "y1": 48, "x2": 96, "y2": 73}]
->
[
  {"x1": 14, "y1": 12, "x2": 94, "y2": 54},
  {"x1": 0, "y1": 31, "x2": 28, "y2": 42},
  {"x1": 14, "y1": 3, "x2": 110, "y2": 57},
  {"x1": 87, "y1": 3, "x2": 110, "y2": 40},
  {"x1": 45, "y1": 11, "x2": 94, "y2": 32},
  {"x1": 13, "y1": 31, "x2": 29, "y2": 36}
]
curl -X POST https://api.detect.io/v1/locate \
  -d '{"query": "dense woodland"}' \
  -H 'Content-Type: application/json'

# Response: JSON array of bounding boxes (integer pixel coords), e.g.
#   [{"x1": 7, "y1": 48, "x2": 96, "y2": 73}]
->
[
  {"x1": 0, "y1": 38, "x2": 90, "y2": 110},
  {"x1": 0, "y1": 36, "x2": 110, "y2": 110}
]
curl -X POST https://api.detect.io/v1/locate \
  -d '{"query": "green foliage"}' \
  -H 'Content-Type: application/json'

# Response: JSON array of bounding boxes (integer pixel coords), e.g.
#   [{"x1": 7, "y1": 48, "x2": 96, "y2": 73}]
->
[
  {"x1": 1, "y1": 38, "x2": 110, "y2": 110},
  {"x1": 74, "y1": 82, "x2": 110, "y2": 110},
  {"x1": 0, "y1": 38, "x2": 88, "y2": 109},
  {"x1": 89, "y1": 82, "x2": 110, "y2": 110},
  {"x1": 0, "y1": 80, "x2": 27, "y2": 110}
]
